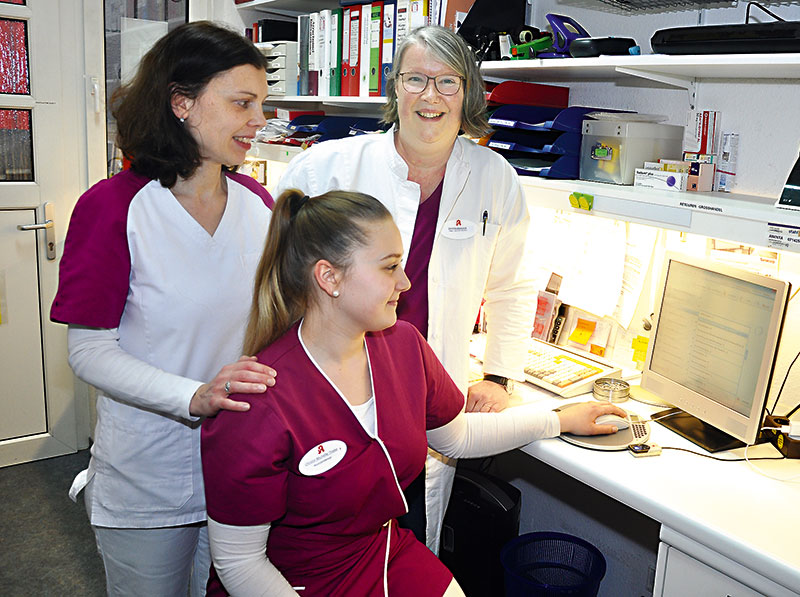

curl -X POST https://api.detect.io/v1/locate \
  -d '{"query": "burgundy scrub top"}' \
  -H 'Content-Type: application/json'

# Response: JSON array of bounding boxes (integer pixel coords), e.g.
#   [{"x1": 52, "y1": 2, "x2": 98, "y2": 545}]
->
[{"x1": 202, "y1": 321, "x2": 465, "y2": 596}]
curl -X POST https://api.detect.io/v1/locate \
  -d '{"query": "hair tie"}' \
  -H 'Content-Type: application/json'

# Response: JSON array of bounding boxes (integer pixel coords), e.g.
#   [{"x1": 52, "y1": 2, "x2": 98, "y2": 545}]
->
[{"x1": 290, "y1": 195, "x2": 309, "y2": 220}]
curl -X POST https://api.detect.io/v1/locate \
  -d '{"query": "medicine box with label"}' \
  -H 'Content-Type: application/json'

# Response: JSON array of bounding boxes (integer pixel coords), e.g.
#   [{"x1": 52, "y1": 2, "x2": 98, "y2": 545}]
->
[
  {"x1": 580, "y1": 120, "x2": 684, "y2": 185},
  {"x1": 633, "y1": 168, "x2": 688, "y2": 191}
]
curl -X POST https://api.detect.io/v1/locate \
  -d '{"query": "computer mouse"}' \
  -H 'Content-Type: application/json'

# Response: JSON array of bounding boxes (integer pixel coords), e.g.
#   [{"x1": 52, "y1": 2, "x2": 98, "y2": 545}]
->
[{"x1": 595, "y1": 413, "x2": 630, "y2": 431}]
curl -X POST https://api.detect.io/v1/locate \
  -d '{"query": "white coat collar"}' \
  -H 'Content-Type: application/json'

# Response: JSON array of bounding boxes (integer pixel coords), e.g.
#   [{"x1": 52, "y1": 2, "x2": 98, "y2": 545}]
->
[{"x1": 381, "y1": 125, "x2": 471, "y2": 236}]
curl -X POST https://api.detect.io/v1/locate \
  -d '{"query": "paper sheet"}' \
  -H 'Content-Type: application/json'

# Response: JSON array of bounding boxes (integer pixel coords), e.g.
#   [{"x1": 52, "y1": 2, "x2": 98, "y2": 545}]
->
[
  {"x1": 526, "y1": 208, "x2": 626, "y2": 318},
  {"x1": 611, "y1": 223, "x2": 659, "y2": 329}
]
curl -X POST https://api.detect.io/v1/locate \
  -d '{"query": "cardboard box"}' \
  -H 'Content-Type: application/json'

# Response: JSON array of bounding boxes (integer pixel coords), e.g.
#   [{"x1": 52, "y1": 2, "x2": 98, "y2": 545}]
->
[
  {"x1": 684, "y1": 110, "x2": 721, "y2": 154},
  {"x1": 715, "y1": 133, "x2": 739, "y2": 192},
  {"x1": 687, "y1": 162, "x2": 715, "y2": 192},
  {"x1": 634, "y1": 168, "x2": 688, "y2": 191}
]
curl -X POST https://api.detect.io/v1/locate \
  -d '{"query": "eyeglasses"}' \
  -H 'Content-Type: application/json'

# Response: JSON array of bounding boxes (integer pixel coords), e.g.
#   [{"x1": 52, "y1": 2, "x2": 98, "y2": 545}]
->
[{"x1": 396, "y1": 72, "x2": 464, "y2": 96}]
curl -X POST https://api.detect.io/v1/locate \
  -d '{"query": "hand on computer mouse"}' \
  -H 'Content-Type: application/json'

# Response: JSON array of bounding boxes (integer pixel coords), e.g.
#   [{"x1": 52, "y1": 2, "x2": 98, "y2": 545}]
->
[
  {"x1": 556, "y1": 402, "x2": 629, "y2": 436},
  {"x1": 595, "y1": 413, "x2": 630, "y2": 431}
]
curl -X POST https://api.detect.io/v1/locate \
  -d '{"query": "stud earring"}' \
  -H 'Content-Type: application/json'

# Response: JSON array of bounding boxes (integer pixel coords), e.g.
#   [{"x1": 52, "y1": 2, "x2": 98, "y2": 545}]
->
[
  {"x1": 332, "y1": 290, "x2": 340, "y2": 298},
  {"x1": 179, "y1": 117, "x2": 185, "y2": 123}
]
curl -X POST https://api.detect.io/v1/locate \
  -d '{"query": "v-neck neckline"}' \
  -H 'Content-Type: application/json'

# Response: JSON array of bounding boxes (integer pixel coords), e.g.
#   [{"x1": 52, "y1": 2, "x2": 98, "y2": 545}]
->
[
  {"x1": 297, "y1": 320, "x2": 378, "y2": 438},
  {"x1": 163, "y1": 176, "x2": 232, "y2": 242}
]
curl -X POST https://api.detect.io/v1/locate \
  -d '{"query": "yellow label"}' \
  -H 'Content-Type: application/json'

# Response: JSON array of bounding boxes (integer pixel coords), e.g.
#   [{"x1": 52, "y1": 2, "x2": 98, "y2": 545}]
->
[
  {"x1": 569, "y1": 318, "x2": 596, "y2": 345},
  {"x1": 632, "y1": 349, "x2": 647, "y2": 363},
  {"x1": 590, "y1": 344, "x2": 605, "y2": 357},
  {"x1": 631, "y1": 335, "x2": 649, "y2": 351}
]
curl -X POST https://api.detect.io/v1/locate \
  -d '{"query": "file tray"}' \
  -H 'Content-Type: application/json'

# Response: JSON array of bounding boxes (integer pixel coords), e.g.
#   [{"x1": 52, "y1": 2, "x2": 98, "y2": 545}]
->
[
  {"x1": 287, "y1": 114, "x2": 326, "y2": 132},
  {"x1": 489, "y1": 105, "x2": 631, "y2": 134},
  {"x1": 485, "y1": 80, "x2": 569, "y2": 108},
  {"x1": 488, "y1": 105, "x2": 563, "y2": 132},
  {"x1": 316, "y1": 116, "x2": 363, "y2": 142},
  {"x1": 507, "y1": 155, "x2": 579, "y2": 179},
  {"x1": 348, "y1": 118, "x2": 388, "y2": 136},
  {"x1": 489, "y1": 129, "x2": 581, "y2": 156}
]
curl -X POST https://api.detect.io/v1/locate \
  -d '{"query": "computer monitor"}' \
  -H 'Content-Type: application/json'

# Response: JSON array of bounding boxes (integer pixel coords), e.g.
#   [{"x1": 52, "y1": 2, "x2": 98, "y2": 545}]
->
[{"x1": 641, "y1": 253, "x2": 791, "y2": 452}]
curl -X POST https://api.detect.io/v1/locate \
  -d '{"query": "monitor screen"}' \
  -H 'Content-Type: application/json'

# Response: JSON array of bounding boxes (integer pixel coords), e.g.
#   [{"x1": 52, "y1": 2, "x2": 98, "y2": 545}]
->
[{"x1": 641, "y1": 253, "x2": 790, "y2": 452}]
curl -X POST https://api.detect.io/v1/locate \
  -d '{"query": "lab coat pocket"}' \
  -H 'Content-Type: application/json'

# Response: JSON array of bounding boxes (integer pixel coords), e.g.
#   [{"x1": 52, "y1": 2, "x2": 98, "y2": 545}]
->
[
  {"x1": 438, "y1": 222, "x2": 501, "y2": 290},
  {"x1": 98, "y1": 412, "x2": 193, "y2": 513}
]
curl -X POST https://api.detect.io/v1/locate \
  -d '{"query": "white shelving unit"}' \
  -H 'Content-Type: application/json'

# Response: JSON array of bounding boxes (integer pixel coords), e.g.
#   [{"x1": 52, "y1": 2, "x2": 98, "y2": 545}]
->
[
  {"x1": 233, "y1": 0, "x2": 800, "y2": 253},
  {"x1": 235, "y1": 0, "x2": 336, "y2": 14},
  {"x1": 479, "y1": 54, "x2": 800, "y2": 84}
]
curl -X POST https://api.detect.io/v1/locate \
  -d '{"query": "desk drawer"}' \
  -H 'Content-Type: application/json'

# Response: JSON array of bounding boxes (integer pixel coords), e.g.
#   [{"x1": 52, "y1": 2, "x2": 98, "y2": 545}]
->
[
  {"x1": 266, "y1": 55, "x2": 287, "y2": 69},
  {"x1": 660, "y1": 546, "x2": 768, "y2": 597}
]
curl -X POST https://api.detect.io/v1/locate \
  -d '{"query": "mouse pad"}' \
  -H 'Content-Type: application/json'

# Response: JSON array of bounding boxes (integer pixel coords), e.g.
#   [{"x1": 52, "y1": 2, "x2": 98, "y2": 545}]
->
[{"x1": 555, "y1": 403, "x2": 650, "y2": 450}]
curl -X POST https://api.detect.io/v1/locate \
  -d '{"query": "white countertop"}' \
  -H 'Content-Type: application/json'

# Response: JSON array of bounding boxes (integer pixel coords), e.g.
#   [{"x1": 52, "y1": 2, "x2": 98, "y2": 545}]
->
[{"x1": 510, "y1": 384, "x2": 800, "y2": 594}]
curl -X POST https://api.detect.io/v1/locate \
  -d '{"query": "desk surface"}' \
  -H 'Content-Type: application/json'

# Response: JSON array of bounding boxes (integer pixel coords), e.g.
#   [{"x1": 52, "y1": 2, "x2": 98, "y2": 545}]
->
[{"x1": 512, "y1": 384, "x2": 800, "y2": 595}]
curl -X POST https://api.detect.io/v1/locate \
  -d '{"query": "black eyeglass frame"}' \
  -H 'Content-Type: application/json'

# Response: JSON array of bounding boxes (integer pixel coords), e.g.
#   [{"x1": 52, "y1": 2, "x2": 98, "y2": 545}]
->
[{"x1": 396, "y1": 71, "x2": 466, "y2": 96}]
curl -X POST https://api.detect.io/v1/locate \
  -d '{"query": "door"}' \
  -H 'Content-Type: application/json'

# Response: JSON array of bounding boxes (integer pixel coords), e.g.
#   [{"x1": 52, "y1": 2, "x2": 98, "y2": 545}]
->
[{"x1": 0, "y1": 0, "x2": 104, "y2": 467}]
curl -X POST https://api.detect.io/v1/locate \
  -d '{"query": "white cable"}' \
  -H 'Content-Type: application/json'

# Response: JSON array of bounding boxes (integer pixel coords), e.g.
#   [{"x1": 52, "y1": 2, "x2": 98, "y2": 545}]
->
[{"x1": 744, "y1": 444, "x2": 800, "y2": 482}]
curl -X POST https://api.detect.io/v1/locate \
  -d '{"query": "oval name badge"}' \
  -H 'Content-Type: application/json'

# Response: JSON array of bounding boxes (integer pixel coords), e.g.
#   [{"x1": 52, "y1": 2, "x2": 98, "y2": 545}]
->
[
  {"x1": 299, "y1": 440, "x2": 347, "y2": 476},
  {"x1": 442, "y1": 218, "x2": 476, "y2": 240}
]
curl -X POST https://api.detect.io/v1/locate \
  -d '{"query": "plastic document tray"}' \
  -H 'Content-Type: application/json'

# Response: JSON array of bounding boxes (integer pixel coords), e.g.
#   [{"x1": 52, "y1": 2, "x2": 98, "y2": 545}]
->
[
  {"x1": 485, "y1": 80, "x2": 569, "y2": 108},
  {"x1": 488, "y1": 129, "x2": 581, "y2": 156}
]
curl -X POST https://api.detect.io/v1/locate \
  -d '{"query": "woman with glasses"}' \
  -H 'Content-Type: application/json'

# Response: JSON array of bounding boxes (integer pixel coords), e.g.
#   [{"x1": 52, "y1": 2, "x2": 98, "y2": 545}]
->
[{"x1": 274, "y1": 25, "x2": 535, "y2": 555}]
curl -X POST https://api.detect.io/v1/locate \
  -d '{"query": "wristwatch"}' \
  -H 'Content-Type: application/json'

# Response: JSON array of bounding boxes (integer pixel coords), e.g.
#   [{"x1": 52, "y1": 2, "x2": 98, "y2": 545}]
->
[{"x1": 483, "y1": 374, "x2": 513, "y2": 394}]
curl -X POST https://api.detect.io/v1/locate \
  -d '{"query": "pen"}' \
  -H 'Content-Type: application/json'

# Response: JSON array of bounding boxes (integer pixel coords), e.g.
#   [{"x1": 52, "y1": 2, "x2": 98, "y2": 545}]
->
[{"x1": 482, "y1": 210, "x2": 488, "y2": 236}]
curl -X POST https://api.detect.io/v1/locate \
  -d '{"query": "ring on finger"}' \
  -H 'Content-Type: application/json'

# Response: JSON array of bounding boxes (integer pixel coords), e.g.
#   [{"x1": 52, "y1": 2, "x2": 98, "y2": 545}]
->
[{"x1": 224, "y1": 381, "x2": 231, "y2": 394}]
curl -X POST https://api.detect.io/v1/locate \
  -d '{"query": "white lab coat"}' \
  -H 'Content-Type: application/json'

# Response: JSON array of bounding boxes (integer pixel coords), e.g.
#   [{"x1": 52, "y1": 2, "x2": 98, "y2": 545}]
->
[{"x1": 275, "y1": 128, "x2": 537, "y2": 551}]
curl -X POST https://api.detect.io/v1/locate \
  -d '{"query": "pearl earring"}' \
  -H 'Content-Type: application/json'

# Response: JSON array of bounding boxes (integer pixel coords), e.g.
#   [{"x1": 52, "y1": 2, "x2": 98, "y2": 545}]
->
[
  {"x1": 332, "y1": 290, "x2": 340, "y2": 298},
  {"x1": 179, "y1": 117, "x2": 185, "y2": 123}
]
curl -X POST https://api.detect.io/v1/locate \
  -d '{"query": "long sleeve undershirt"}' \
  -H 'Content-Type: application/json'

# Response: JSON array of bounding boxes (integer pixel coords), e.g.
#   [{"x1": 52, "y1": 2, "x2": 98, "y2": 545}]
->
[
  {"x1": 67, "y1": 325, "x2": 202, "y2": 421},
  {"x1": 208, "y1": 406, "x2": 560, "y2": 595}
]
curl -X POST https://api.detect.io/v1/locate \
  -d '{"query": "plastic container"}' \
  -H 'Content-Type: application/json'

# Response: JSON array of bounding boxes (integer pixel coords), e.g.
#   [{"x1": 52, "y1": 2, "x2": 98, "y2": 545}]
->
[
  {"x1": 579, "y1": 120, "x2": 684, "y2": 185},
  {"x1": 501, "y1": 532, "x2": 607, "y2": 597}
]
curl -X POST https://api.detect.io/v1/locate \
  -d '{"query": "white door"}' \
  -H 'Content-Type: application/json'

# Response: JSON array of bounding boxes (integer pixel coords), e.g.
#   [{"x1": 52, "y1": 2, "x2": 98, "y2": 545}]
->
[{"x1": 0, "y1": 0, "x2": 104, "y2": 467}]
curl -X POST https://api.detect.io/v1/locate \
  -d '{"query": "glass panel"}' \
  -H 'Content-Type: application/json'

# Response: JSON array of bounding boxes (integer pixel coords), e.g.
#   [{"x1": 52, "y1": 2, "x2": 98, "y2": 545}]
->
[
  {"x1": 0, "y1": 109, "x2": 33, "y2": 182},
  {"x1": 0, "y1": 18, "x2": 29, "y2": 94},
  {"x1": 105, "y1": 0, "x2": 187, "y2": 176}
]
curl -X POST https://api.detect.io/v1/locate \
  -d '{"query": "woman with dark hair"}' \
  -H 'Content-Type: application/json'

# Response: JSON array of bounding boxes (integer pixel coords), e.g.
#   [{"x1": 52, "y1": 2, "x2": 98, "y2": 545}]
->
[
  {"x1": 274, "y1": 25, "x2": 535, "y2": 553},
  {"x1": 201, "y1": 189, "x2": 624, "y2": 597},
  {"x1": 50, "y1": 21, "x2": 276, "y2": 596}
]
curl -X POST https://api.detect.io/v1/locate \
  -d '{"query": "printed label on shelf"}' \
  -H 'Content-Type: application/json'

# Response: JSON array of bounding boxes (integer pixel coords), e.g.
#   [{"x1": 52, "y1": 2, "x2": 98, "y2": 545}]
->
[{"x1": 766, "y1": 222, "x2": 800, "y2": 250}]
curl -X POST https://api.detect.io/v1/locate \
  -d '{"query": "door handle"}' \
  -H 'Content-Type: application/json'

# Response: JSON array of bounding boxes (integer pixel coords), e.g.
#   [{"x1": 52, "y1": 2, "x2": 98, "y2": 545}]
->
[
  {"x1": 17, "y1": 220, "x2": 53, "y2": 231},
  {"x1": 16, "y1": 202, "x2": 56, "y2": 260}
]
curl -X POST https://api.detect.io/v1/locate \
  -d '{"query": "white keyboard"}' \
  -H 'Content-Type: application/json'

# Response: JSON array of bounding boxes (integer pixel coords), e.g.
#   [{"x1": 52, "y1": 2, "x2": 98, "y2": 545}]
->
[{"x1": 524, "y1": 338, "x2": 622, "y2": 398}]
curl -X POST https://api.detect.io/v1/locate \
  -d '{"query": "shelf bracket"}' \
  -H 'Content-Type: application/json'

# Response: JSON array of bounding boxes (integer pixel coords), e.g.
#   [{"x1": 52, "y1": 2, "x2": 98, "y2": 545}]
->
[{"x1": 615, "y1": 67, "x2": 698, "y2": 111}]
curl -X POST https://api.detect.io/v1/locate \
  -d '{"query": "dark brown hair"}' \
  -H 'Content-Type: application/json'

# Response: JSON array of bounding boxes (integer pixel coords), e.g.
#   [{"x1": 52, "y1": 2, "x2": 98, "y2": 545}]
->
[{"x1": 111, "y1": 21, "x2": 269, "y2": 187}]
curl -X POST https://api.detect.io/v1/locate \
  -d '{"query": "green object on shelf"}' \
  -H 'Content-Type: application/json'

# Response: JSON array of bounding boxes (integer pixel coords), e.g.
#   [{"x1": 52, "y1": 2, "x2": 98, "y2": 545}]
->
[
  {"x1": 569, "y1": 192, "x2": 594, "y2": 211},
  {"x1": 510, "y1": 36, "x2": 554, "y2": 60}
]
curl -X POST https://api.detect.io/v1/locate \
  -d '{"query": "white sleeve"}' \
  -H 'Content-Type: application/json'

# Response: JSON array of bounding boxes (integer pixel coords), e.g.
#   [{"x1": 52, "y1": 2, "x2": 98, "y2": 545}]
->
[
  {"x1": 208, "y1": 518, "x2": 298, "y2": 597},
  {"x1": 426, "y1": 404, "x2": 561, "y2": 459},
  {"x1": 67, "y1": 325, "x2": 202, "y2": 420}
]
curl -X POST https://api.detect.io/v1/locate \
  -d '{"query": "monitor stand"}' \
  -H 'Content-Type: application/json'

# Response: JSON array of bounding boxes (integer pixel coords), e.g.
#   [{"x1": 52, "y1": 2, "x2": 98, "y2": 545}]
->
[{"x1": 653, "y1": 408, "x2": 746, "y2": 453}]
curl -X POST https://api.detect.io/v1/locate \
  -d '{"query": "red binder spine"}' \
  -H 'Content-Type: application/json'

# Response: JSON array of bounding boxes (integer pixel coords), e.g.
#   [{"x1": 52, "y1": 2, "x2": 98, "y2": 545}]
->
[{"x1": 347, "y1": 8, "x2": 361, "y2": 97}]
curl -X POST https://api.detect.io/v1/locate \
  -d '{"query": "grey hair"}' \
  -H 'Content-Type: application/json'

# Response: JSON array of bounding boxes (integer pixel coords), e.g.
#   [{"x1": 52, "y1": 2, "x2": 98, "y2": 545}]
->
[{"x1": 381, "y1": 26, "x2": 490, "y2": 138}]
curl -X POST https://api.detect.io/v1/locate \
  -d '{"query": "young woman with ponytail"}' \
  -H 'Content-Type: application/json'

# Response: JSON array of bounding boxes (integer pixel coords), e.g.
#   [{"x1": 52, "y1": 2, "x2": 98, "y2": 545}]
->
[{"x1": 201, "y1": 189, "x2": 625, "y2": 597}]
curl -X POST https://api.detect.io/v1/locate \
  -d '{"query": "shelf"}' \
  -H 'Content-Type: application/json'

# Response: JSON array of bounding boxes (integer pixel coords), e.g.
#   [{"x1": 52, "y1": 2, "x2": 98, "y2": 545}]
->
[
  {"x1": 235, "y1": 0, "x2": 338, "y2": 13},
  {"x1": 264, "y1": 95, "x2": 387, "y2": 110},
  {"x1": 520, "y1": 177, "x2": 800, "y2": 252},
  {"x1": 480, "y1": 54, "x2": 800, "y2": 86},
  {"x1": 247, "y1": 142, "x2": 302, "y2": 161}
]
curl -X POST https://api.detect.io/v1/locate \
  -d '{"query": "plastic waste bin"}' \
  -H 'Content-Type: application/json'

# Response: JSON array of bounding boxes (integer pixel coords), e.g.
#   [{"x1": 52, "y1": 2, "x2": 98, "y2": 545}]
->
[{"x1": 500, "y1": 531, "x2": 606, "y2": 597}]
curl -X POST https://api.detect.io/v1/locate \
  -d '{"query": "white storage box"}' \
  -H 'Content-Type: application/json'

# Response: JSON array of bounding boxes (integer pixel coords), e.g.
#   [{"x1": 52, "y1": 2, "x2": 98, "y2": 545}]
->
[{"x1": 580, "y1": 120, "x2": 684, "y2": 185}]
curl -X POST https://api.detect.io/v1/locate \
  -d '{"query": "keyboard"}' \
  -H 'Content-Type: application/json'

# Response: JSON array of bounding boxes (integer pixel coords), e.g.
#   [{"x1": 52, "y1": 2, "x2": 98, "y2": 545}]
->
[{"x1": 524, "y1": 338, "x2": 622, "y2": 398}]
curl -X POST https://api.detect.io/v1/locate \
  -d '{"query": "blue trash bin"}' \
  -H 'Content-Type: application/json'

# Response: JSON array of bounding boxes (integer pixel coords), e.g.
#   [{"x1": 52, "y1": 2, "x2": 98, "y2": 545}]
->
[{"x1": 500, "y1": 532, "x2": 607, "y2": 597}]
